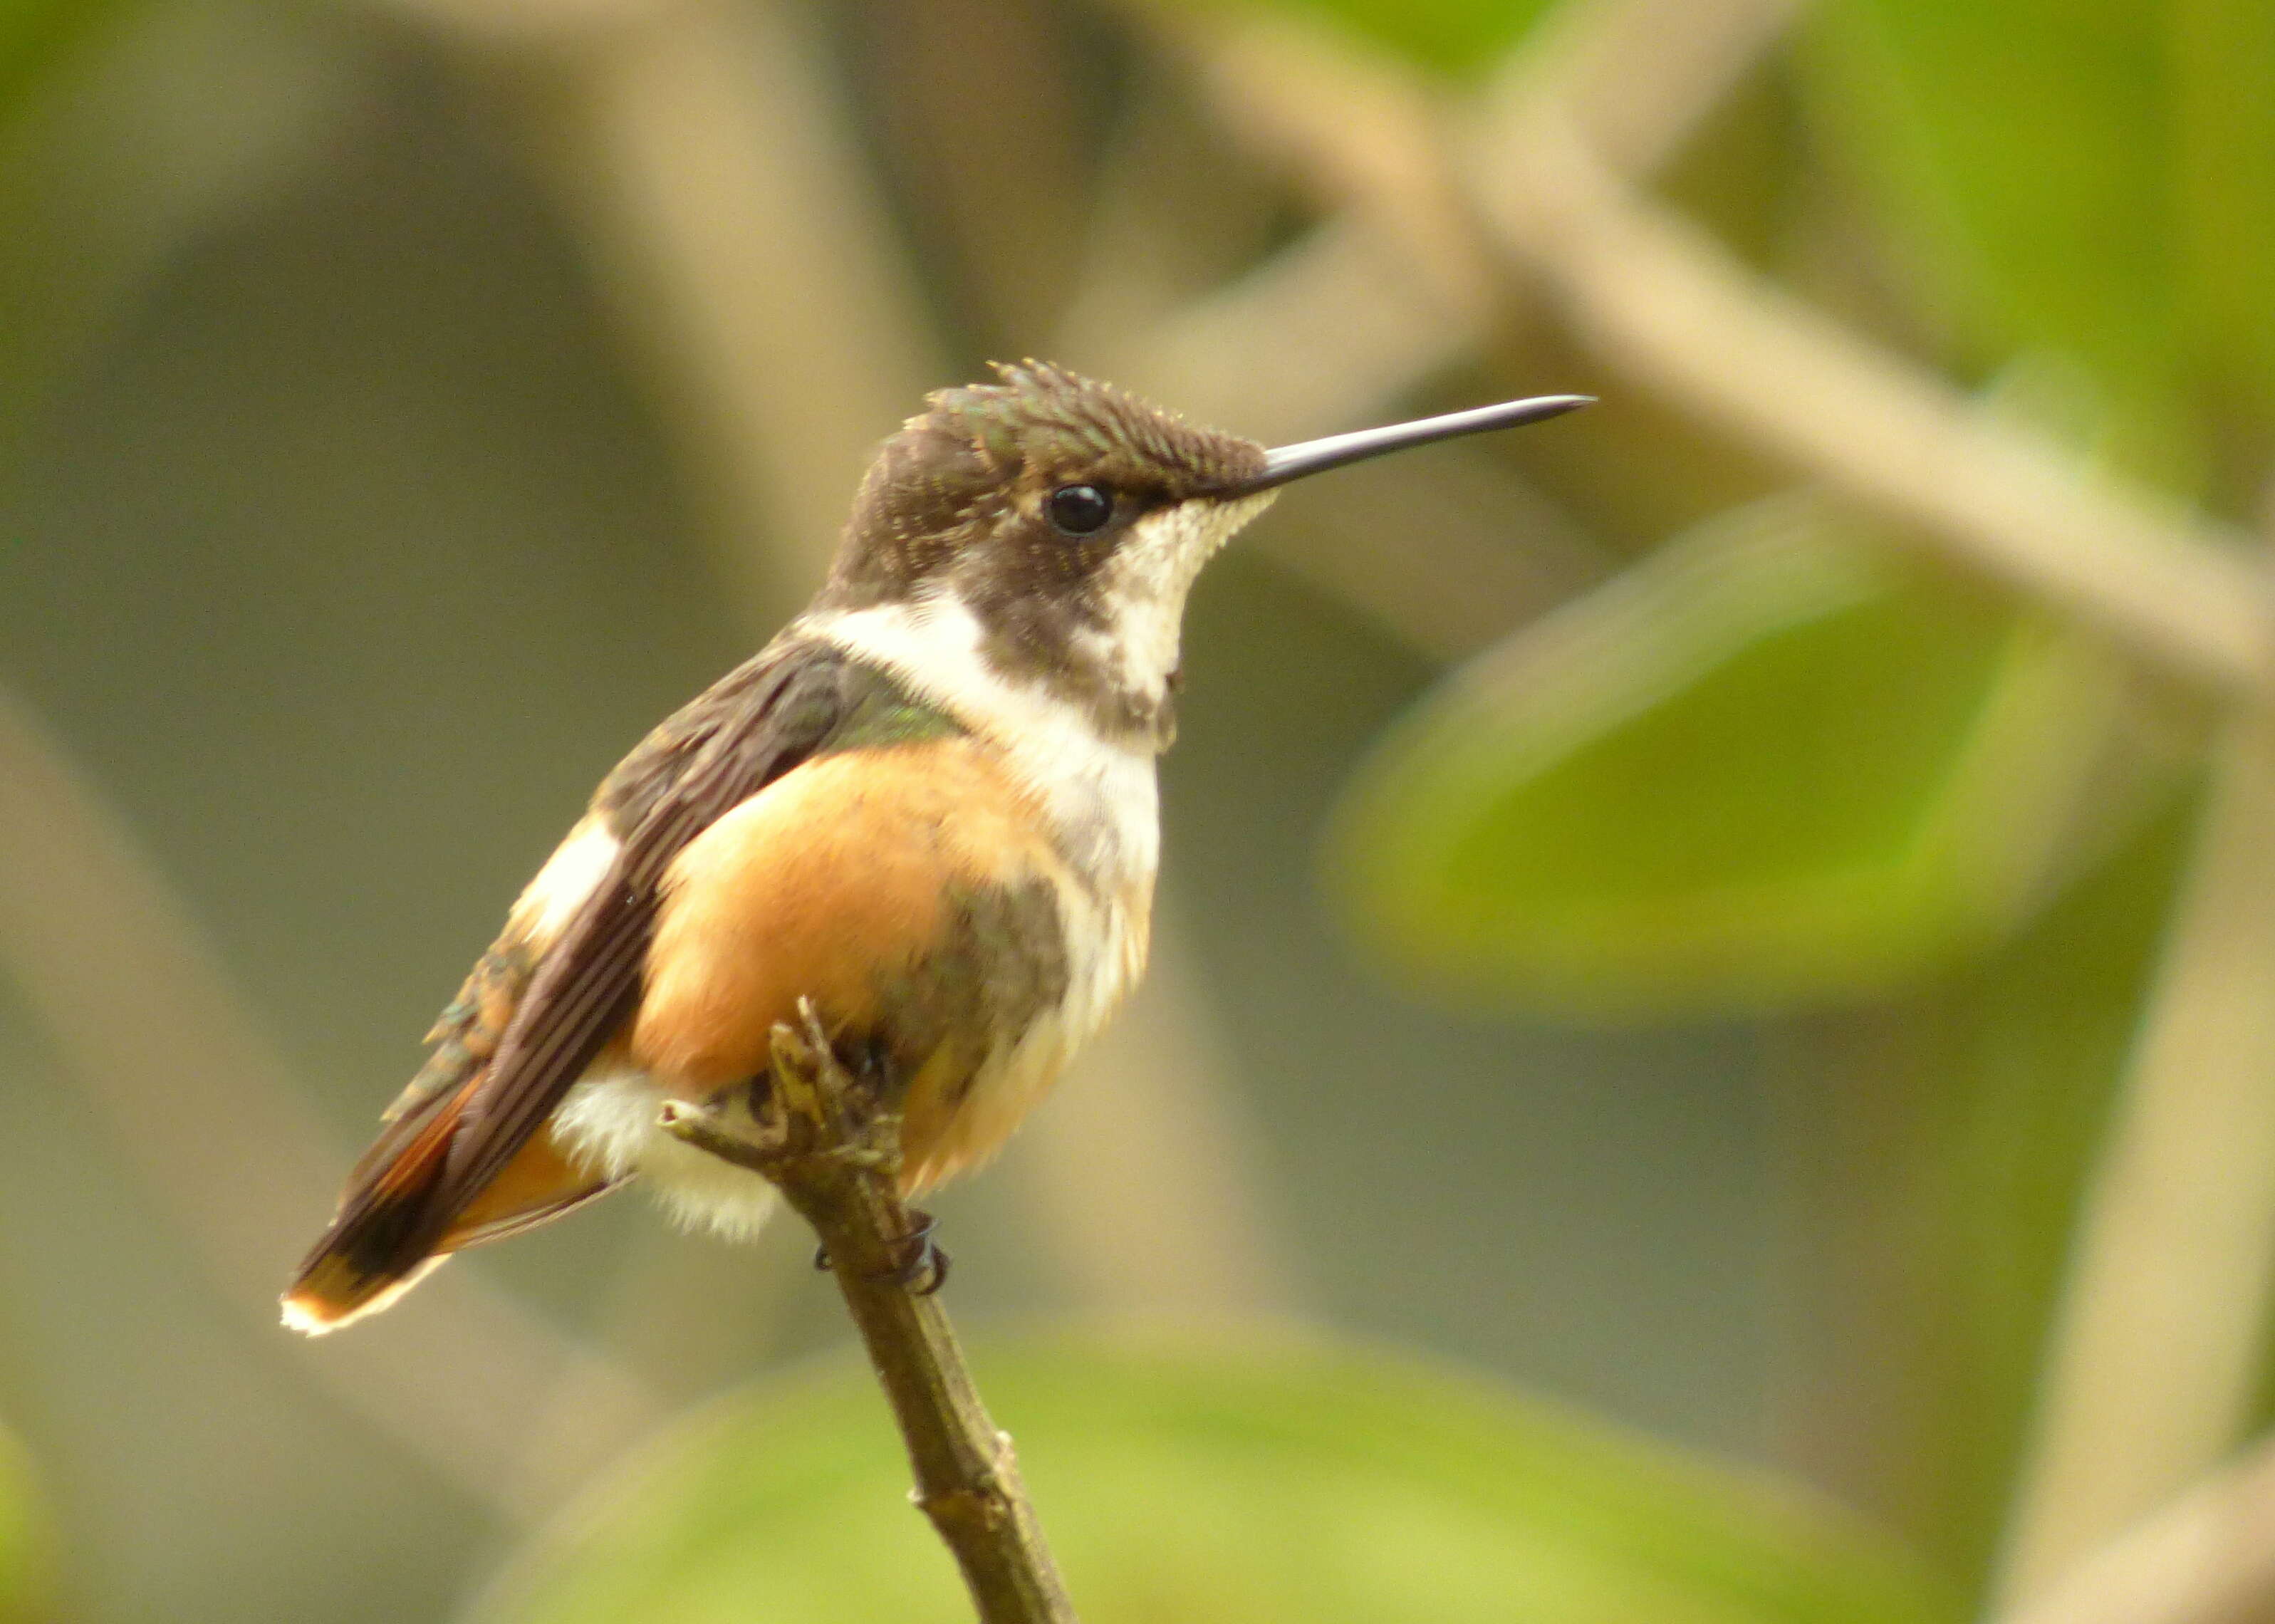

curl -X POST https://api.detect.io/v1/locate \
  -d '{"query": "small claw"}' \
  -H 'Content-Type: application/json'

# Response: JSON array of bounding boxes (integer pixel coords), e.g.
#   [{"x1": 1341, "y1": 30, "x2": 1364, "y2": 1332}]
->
[
  {"x1": 887, "y1": 1209, "x2": 951, "y2": 1296},
  {"x1": 811, "y1": 1211, "x2": 950, "y2": 1294},
  {"x1": 907, "y1": 1243, "x2": 951, "y2": 1297}
]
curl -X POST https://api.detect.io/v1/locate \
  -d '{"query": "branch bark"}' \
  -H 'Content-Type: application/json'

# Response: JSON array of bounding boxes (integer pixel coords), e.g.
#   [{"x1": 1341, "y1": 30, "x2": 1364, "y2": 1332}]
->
[{"x1": 657, "y1": 1001, "x2": 1078, "y2": 1624}]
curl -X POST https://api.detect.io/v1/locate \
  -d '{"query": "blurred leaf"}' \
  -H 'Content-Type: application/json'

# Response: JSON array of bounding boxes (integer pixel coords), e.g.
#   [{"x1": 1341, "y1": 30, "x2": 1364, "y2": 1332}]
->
[
  {"x1": 474, "y1": 1333, "x2": 1957, "y2": 1624},
  {"x1": 1930, "y1": 797, "x2": 2189, "y2": 1576},
  {"x1": 1329, "y1": 499, "x2": 2123, "y2": 1017},
  {"x1": 1803, "y1": 0, "x2": 2170, "y2": 370},
  {"x1": 1178, "y1": 0, "x2": 1558, "y2": 77},
  {"x1": 1802, "y1": 0, "x2": 2275, "y2": 486}
]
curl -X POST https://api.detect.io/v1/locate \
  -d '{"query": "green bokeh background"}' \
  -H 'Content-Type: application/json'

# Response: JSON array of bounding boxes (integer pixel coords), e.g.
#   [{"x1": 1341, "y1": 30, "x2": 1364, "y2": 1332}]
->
[{"x1": 1, "y1": 0, "x2": 2267, "y2": 1618}]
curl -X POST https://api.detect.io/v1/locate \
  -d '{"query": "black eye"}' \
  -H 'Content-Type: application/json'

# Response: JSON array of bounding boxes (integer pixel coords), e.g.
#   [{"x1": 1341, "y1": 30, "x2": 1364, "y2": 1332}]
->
[{"x1": 1047, "y1": 484, "x2": 1114, "y2": 536}]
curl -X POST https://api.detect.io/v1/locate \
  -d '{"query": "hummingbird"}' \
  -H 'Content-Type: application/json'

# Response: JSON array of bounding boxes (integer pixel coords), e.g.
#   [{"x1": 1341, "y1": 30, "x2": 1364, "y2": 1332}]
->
[{"x1": 282, "y1": 363, "x2": 1586, "y2": 1333}]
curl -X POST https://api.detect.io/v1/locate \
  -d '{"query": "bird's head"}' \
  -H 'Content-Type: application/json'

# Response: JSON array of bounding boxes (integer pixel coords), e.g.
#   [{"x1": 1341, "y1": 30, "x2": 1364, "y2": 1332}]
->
[{"x1": 816, "y1": 362, "x2": 1586, "y2": 746}]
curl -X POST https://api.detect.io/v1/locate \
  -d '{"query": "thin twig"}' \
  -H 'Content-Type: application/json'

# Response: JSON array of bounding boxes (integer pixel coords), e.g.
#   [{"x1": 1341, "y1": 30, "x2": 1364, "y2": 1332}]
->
[{"x1": 657, "y1": 1000, "x2": 1078, "y2": 1624}]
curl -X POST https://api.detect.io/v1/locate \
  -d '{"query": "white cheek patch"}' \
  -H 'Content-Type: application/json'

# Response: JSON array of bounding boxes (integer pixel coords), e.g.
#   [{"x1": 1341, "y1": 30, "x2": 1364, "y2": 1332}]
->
[{"x1": 1089, "y1": 494, "x2": 1274, "y2": 697}]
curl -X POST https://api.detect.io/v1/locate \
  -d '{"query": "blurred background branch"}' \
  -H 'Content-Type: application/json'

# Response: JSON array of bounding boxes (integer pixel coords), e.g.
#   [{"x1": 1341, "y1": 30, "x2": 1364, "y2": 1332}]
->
[
  {"x1": 1477, "y1": 105, "x2": 2275, "y2": 699},
  {"x1": 1991, "y1": 546, "x2": 2275, "y2": 1604},
  {"x1": 0, "y1": 686, "x2": 660, "y2": 1523},
  {"x1": 1999, "y1": 1420, "x2": 2275, "y2": 1624},
  {"x1": 404, "y1": 0, "x2": 946, "y2": 602},
  {"x1": 1163, "y1": 0, "x2": 2274, "y2": 699}
]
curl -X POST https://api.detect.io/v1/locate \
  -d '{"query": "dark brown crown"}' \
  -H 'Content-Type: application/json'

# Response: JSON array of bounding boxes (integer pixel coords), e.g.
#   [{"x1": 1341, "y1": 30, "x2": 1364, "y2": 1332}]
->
[{"x1": 817, "y1": 363, "x2": 1265, "y2": 610}]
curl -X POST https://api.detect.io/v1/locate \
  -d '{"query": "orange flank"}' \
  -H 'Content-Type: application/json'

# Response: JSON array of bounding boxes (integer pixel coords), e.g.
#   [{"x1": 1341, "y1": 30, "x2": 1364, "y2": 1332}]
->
[{"x1": 633, "y1": 737, "x2": 1076, "y2": 1177}]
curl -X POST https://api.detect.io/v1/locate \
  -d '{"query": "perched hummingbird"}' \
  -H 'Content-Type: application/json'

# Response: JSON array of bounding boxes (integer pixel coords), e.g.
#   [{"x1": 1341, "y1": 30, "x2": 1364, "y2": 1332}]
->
[{"x1": 283, "y1": 363, "x2": 1586, "y2": 1333}]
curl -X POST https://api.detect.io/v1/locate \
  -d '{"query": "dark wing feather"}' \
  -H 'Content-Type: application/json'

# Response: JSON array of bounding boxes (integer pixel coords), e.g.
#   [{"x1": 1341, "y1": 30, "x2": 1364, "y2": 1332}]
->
[{"x1": 411, "y1": 637, "x2": 884, "y2": 1246}]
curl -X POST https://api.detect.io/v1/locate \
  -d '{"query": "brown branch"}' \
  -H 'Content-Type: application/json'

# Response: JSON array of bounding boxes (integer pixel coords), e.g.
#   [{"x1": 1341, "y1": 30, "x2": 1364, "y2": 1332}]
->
[{"x1": 657, "y1": 1001, "x2": 1078, "y2": 1624}]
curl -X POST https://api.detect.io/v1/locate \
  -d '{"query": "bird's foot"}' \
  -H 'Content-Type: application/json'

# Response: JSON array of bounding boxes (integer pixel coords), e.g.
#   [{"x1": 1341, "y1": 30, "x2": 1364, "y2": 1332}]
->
[{"x1": 813, "y1": 1209, "x2": 950, "y2": 1295}]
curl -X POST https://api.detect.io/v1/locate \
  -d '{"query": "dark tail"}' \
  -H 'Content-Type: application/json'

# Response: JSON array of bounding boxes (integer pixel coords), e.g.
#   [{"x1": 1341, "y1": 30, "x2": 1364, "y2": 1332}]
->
[
  {"x1": 282, "y1": 1085, "x2": 618, "y2": 1335},
  {"x1": 281, "y1": 1089, "x2": 469, "y2": 1335}
]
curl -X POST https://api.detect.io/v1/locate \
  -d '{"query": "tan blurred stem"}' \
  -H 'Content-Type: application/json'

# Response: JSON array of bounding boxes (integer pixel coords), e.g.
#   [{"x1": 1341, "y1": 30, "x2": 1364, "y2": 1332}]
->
[
  {"x1": 0, "y1": 688, "x2": 661, "y2": 1523},
  {"x1": 402, "y1": 0, "x2": 944, "y2": 602},
  {"x1": 1135, "y1": 0, "x2": 1798, "y2": 396},
  {"x1": 1480, "y1": 0, "x2": 1805, "y2": 174},
  {"x1": 1470, "y1": 95, "x2": 2273, "y2": 698},
  {"x1": 660, "y1": 1005, "x2": 1078, "y2": 1624},
  {"x1": 858, "y1": 0, "x2": 1093, "y2": 347},
  {"x1": 1990, "y1": 625, "x2": 2275, "y2": 1600},
  {"x1": 1997, "y1": 1427, "x2": 2275, "y2": 1624}
]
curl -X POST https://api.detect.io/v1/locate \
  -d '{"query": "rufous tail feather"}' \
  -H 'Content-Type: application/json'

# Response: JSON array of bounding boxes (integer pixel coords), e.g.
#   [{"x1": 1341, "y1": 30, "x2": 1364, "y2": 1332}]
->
[
  {"x1": 281, "y1": 1088, "x2": 471, "y2": 1335},
  {"x1": 283, "y1": 1082, "x2": 620, "y2": 1334}
]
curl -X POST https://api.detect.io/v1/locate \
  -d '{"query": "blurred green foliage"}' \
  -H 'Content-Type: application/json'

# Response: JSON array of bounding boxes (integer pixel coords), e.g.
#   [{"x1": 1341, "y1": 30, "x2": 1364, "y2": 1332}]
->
[
  {"x1": 1807, "y1": 0, "x2": 2275, "y2": 484},
  {"x1": 1327, "y1": 0, "x2": 2264, "y2": 1016},
  {"x1": 1308, "y1": 0, "x2": 2263, "y2": 1583},
  {"x1": 1910, "y1": 800, "x2": 2187, "y2": 1573},
  {"x1": 1333, "y1": 500, "x2": 2119, "y2": 1015},
  {"x1": 3, "y1": 0, "x2": 2271, "y2": 1618},
  {"x1": 476, "y1": 1336, "x2": 1958, "y2": 1624}
]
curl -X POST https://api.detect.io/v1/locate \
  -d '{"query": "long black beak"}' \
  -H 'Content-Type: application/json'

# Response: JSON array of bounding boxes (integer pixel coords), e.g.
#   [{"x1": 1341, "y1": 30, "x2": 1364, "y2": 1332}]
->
[{"x1": 1221, "y1": 393, "x2": 1592, "y2": 496}]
